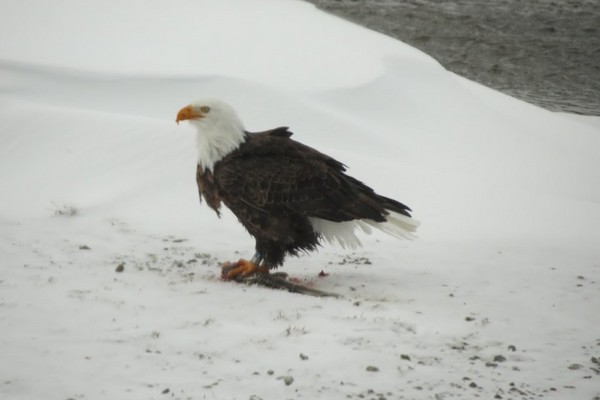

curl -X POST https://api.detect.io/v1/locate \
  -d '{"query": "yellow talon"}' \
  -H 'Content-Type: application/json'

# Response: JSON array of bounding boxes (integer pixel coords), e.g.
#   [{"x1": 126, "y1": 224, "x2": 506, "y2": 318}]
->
[{"x1": 221, "y1": 259, "x2": 269, "y2": 280}]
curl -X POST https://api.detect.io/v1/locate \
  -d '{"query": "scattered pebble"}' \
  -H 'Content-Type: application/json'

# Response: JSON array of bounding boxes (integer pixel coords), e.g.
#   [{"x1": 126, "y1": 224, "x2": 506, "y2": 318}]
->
[
  {"x1": 115, "y1": 263, "x2": 125, "y2": 273},
  {"x1": 366, "y1": 365, "x2": 379, "y2": 372},
  {"x1": 78, "y1": 245, "x2": 91, "y2": 250},
  {"x1": 280, "y1": 376, "x2": 294, "y2": 386},
  {"x1": 299, "y1": 353, "x2": 309, "y2": 360},
  {"x1": 338, "y1": 255, "x2": 372, "y2": 265},
  {"x1": 400, "y1": 354, "x2": 411, "y2": 361},
  {"x1": 493, "y1": 355, "x2": 507, "y2": 362}
]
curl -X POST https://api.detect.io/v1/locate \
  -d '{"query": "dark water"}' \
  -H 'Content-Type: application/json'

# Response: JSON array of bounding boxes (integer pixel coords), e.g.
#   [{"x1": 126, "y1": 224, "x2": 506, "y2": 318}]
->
[{"x1": 305, "y1": 0, "x2": 600, "y2": 116}]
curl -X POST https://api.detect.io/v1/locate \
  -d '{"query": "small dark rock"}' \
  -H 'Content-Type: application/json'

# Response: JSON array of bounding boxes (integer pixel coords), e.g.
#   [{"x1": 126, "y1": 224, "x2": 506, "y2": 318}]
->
[
  {"x1": 400, "y1": 354, "x2": 411, "y2": 361},
  {"x1": 507, "y1": 345, "x2": 517, "y2": 352},
  {"x1": 493, "y1": 355, "x2": 507, "y2": 362},
  {"x1": 115, "y1": 263, "x2": 125, "y2": 273},
  {"x1": 465, "y1": 316, "x2": 475, "y2": 322},
  {"x1": 366, "y1": 365, "x2": 379, "y2": 372},
  {"x1": 469, "y1": 382, "x2": 478, "y2": 388},
  {"x1": 162, "y1": 388, "x2": 170, "y2": 394},
  {"x1": 451, "y1": 342, "x2": 468, "y2": 351},
  {"x1": 568, "y1": 363, "x2": 583, "y2": 370},
  {"x1": 485, "y1": 362, "x2": 498, "y2": 368},
  {"x1": 299, "y1": 353, "x2": 309, "y2": 360},
  {"x1": 79, "y1": 245, "x2": 91, "y2": 250}
]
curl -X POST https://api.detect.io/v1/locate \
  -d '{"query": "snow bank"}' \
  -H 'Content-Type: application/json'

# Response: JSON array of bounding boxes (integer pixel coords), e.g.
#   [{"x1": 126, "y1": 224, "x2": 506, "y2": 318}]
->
[{"x1": 1, "y1": 1, "x2": 599, "y2": 399}]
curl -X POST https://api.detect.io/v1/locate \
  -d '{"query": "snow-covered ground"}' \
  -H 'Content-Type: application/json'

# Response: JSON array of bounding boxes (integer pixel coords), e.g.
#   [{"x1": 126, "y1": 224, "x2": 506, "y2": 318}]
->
[{"x1": 1, "y1": 1, "x2": 599, "y2": 399}]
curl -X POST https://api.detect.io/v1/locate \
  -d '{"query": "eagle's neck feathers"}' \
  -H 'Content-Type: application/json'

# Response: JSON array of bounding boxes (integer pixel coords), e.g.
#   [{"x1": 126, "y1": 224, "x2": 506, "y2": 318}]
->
[{"x1": 194, "y1": 109, "x2": 246, "y2": 171}]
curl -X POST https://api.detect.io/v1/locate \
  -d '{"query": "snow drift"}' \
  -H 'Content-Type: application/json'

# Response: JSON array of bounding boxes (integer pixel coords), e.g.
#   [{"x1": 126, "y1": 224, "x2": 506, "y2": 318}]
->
[{"x1": 1, "y1": 1, "x2": 599, "y2": 399}]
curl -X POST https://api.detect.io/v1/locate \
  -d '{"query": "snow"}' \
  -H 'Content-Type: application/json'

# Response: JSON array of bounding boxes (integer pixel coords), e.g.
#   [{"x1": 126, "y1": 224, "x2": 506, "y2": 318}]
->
[{"x1": 1, "y1": 1, "x2": 599, "y2": 399}]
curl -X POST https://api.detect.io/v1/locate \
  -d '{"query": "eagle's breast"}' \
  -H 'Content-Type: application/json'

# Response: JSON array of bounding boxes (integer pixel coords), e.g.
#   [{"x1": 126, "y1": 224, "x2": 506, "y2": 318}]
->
[{"x1": 196, "y1": 164, "x2": 222, "y2": 215}]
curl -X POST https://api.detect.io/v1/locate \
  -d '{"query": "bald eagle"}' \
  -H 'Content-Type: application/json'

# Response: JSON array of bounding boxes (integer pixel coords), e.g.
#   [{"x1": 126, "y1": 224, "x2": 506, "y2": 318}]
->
[{"x1": 176, "y1": 100, "x2": 418, "y2": 279}]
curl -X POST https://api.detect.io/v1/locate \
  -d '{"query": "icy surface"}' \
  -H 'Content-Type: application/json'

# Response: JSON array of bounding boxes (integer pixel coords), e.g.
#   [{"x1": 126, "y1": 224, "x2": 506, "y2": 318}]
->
[{"x1": 1, "y1": 1, "x2": 599, "y2": 399}]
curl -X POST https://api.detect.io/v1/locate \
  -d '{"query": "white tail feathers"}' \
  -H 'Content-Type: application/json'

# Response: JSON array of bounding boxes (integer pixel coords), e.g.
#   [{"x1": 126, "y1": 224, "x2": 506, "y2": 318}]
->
[
  {"x1": 309, "y1": 211, "x2": 419, "y2": 249},
  {"x1": 367, "y1": 210, "x2": 420, "y2": 240}
]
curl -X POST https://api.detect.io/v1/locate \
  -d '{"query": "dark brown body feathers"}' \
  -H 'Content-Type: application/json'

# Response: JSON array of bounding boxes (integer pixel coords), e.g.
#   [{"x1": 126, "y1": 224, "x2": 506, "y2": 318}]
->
[{"x1": 196, "y1": 128, "x2": 412, "y2": 267}]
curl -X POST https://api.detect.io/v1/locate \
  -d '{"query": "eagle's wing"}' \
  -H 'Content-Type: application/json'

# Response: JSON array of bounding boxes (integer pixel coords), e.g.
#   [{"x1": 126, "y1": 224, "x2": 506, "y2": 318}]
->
[{"x1": 214, "y1": 132, "x2": 410, "y2": 222}]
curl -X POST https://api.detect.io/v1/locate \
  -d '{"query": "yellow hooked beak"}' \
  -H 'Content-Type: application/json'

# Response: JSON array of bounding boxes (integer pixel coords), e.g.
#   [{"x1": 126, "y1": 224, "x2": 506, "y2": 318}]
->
[{"x1": 176, "y1": 105, "x2": 203, "y2": 125}]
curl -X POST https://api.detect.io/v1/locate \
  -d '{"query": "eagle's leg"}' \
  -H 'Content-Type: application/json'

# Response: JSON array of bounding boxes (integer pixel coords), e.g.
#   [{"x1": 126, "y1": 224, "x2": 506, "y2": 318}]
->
[{"x1": 221, "y1": 252, "x2": 269, "y2": 280}]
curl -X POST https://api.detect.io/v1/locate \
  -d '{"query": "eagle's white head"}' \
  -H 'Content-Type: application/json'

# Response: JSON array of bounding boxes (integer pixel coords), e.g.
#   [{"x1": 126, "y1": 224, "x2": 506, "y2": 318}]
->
[{"x1": 176, "y1": 99, "x2": 246, "y2": 171}]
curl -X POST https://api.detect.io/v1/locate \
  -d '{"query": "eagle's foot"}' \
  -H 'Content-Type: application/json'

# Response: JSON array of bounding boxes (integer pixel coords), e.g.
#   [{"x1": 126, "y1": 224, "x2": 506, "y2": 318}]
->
[{"x1": 221, "y1": 259, "x2": 269, "y2": 281}]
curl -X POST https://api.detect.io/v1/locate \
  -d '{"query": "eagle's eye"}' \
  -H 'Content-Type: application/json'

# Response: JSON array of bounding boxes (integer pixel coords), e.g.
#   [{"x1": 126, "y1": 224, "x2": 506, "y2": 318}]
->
[{"x1": 200, "y1": 106, "x2": 211, "y2": 113}]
